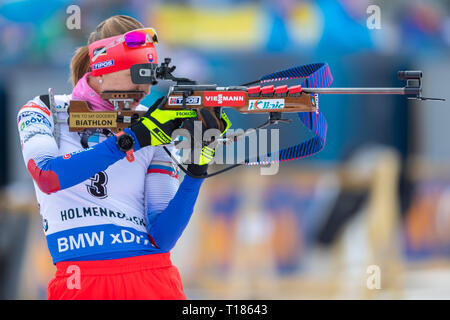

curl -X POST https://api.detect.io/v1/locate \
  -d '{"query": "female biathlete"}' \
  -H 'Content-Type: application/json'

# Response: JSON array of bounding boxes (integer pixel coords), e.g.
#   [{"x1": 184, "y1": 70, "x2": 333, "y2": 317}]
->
[{"x1": 17, "y1": 15, "x2": 228, "y2": 299}]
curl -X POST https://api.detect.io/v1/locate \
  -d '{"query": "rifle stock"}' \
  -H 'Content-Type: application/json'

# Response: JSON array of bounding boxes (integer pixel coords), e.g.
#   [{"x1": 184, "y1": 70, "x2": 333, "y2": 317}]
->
[{"x1": 68, "y1": 87, "x2": 318, "y2": 132}]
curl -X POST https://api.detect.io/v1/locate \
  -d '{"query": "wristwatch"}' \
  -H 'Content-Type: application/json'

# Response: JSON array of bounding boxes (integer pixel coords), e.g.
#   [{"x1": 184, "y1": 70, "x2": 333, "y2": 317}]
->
[{"x1": 115, "y1": 131, "x2": 135, "y2": 162}]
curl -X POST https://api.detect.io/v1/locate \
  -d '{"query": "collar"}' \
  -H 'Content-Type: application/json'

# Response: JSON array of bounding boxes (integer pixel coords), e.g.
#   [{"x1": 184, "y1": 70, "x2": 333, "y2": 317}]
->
[{"x1": 72, "y1": 72, "x2": 114, "y2": 111}]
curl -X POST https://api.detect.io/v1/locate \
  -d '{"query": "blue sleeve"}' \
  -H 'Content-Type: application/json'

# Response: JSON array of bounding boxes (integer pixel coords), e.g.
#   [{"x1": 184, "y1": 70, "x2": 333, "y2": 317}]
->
[
  {"x1": 146, "y1": 175, "x2": 204, "y2": 251},
  {"x1": 30, "y1": 128, "x2": 140, "y2": 194}
]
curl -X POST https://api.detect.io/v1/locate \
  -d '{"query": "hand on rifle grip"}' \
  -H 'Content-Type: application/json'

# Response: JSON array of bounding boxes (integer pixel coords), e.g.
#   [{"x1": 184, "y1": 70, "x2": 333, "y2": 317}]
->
[{"x1": 183, "y1": 108, "x2": 232, "y2": 176}]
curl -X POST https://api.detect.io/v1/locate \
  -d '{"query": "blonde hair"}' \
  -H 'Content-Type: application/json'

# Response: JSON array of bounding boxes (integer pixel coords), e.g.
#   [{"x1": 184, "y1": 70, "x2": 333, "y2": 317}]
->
[{"x1": 69, "y1": 15, "x2": 144, "y2": 87}]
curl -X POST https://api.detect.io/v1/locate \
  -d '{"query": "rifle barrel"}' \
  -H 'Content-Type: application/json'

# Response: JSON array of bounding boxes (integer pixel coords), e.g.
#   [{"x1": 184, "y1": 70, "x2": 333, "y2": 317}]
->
[{"x1": 301, "y1": 87, "x2": 407, "y2": 95}]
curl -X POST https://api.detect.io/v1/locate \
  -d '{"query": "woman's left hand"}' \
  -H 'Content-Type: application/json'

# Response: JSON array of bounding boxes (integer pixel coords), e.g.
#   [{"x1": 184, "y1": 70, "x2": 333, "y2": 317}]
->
[{"x1": 183, "y1": 108, "x2": 231, "y2": 176}]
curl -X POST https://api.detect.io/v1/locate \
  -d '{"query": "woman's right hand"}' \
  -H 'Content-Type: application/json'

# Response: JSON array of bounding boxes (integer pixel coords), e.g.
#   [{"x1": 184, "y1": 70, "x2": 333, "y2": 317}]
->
[{"x1": 129, "y1": 96, "x2": 197, "y2": 147}]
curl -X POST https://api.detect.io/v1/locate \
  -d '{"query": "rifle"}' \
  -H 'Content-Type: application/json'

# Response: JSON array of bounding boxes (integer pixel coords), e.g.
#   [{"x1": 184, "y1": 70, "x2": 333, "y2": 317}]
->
[{"x1": 66, "y1": 58, "x2": 444, "y2": 177}]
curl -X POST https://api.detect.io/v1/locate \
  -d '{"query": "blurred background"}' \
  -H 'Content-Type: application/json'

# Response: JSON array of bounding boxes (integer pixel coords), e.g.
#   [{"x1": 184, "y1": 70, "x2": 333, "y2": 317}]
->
[{"x1": 1, "y1": 0, "x2": 450, "y2": 299}]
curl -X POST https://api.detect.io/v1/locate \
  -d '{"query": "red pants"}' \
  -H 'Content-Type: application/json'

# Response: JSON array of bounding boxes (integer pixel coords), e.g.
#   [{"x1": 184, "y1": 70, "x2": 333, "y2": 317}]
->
[{"x1": 47, "y1": 253, "x2": 186, "y2": 300}]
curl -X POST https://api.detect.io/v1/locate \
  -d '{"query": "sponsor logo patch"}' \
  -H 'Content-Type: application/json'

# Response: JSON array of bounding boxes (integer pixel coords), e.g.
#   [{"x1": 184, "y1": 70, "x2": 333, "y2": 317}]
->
[
  {"x1": 93, "y1": 46, "x2": 106, "y2": 57},
  {"x1": 54, "y1": 102, "x2": 69, "y2": 110},
  {"x1": 93, "y1": 59, "x2": 114, "y2": 70},
  {"x1": 248, "y1": 99, "x2": 285, "y2": 110},
  {"x1": 18, "y1": 111, "x2": 52, "y2": 130},
  {"x1": 314, "y1": 93, "x2": 319, "y2": 108},
  {"x1": 63, "y1": 147, "x2": 94, "y2": 160},
  {"x1": 175, "y1": 111, "x2": 197, "y2": 117},
  {"x1": 168, "y1": 96, "x2": 201, "y2": 106},
  {"x1": 204, "y1": 91, "x2": 245, "y2": 107},
  {"x1": 19, "y1": 102, "x2": 51, "y2": 116}
]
